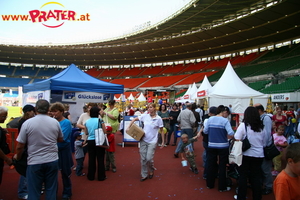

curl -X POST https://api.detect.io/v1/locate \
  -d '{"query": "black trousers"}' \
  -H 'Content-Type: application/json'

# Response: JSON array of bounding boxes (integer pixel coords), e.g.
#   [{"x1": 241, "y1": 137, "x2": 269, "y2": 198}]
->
[
  {"x1": 237, "y1": 156, "x2": 263, "y2": 200},
  {"x1": 87, "y1": 140, "x2": 106, "y2": 181},
  {"x1": 206, "y1": 147, "x2": 228, "y2": 190}
]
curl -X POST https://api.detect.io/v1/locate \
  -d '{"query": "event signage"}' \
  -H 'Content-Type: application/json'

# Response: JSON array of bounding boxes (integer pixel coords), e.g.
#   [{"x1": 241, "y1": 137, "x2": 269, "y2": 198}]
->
[
  {"x1": 25, "y1": 91, "x2": 46, "y2": 103},
  {"x1": 271, "y1": 93, "x2": 291, "y2": 102},
  {"x1": 183, "y1": 94, "x2": 190, "y2": 99},
  {"x1": 197, "y1": 90, "x2": 206, "y2": 97},
  {"x1": 62, "y1": 91, "x2": 110, "y2": 102}
]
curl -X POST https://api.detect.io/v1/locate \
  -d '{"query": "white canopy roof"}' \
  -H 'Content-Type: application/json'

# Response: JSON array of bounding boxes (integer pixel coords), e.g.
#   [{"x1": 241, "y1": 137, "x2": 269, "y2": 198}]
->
[
  {"x1": 209, "y1": 62, "x2": 266, "y2": 98},
  {"x1": 128, "y1": 93, "x2": 135, "y2": 101},
  {"x1": 197, "y1": 75, "x2": 212, "y2": 92},
  {"x1": 137, "y1": 93, "x2": 146, "y2": 101}
]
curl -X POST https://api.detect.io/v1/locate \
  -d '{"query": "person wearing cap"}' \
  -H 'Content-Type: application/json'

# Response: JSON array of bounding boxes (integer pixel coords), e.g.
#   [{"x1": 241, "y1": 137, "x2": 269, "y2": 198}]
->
[
  {"x1": 105, "y1": 126, "x2": 116, "y2": 173},
  {"x1": 74, "y1": 131, "x2": 87, "y2": 176},
  {"x1": 16, "y1": 104, "x2": 35, "y2": 200}
]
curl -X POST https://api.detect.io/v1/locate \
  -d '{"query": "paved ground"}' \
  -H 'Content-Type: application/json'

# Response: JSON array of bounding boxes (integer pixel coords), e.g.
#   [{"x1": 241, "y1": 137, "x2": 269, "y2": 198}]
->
[{"x1": 1, "y1": 132, "x2": 275, "y2": 200}]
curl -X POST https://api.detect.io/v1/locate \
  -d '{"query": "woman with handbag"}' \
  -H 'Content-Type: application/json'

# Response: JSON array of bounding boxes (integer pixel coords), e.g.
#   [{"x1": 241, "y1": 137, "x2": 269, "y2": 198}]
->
[
  {"x1": 234, "y1": 107, "x2": 267, "y2": 200},
  {"x1": 100, "y1": 100, "x2": 119, "y2": 134},
  {"x1": 166, "y1": 104, "x2": 181, "y2": 146},
  {"x1": 85, "y1": 106, "x2": 107, "y2": 181}
]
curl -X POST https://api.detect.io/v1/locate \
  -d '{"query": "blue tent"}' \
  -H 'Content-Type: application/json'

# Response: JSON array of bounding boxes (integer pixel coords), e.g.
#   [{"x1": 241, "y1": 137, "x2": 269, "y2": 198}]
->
[{"x1": 23, "y1": 64, "x2": 124, "y2": 94}]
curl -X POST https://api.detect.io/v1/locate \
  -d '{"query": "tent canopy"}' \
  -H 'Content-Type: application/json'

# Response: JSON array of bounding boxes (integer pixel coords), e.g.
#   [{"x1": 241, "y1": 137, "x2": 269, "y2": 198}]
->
[
  {"x1": 209, "y1": 62, "x2": 266, "y2": 98},
  {"x1": 23, "y1": 64, "x2": 124, "y2": 94},
  {"x1": 197, "y1": 75, "x2": 212, "y2": 92}
]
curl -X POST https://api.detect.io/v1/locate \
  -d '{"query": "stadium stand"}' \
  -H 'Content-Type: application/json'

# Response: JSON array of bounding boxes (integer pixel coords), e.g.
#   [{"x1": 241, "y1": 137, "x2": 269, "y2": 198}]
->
[
  {"x1": 248, "y1": 80, "x2": 271, "y2": 91},
  {"x1": 0, "y1": 77, "x2": 31, "y2": 87},
  {"x1": 175, "y1": 71, "x2": 217, "y2": 85},
  {"x1": 260, "y1": 76, "x2": 300, "y2": 94},
  {"x1": 0, "y1": 65, "x2": 15, "y2": 76},
  {"x1": 138, "y1": 66, "x2": 164, "y2": 76},
  {"x1": 139, "y1": 74, "x2": 189, "y2": 88},
  {"x1": 98, "y1": 68, "x2": 122, "y2": 78},
  {"x1": 118, "y1": 67, "x2": 143, "y2": 77},
  {"x1": 85, "y1": 68, "x2": 101, "y2": 77},
  {"x1": 14, "y1": 66, "x2": 39, "y2": 77},
  {"x1": 203, "y1": 58, "x2": 233, "y2": 70},
  {"x1": 231, "y1": 52, "x2": 263, "y2": 65},
  {"x1": 180, "y1": 62, "x2": 208, "y2": 73},
  {"x1": 37, "y1": 68, "x2": 62, "y2": 77},
  {"x1": 110, "y1": 78, "x2": 150, "y2": 89},
  {"x1": 160, "y1": 64, "x2": 187, "y2": 75}
]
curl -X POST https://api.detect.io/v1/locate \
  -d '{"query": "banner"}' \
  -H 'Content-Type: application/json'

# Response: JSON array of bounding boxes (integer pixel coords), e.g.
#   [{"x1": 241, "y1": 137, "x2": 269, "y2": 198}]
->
[
  {"x1": 24, "y1": 90, "x2": 50, "y2": 104},
  {"x1": 197, "y1": 90, "x2": 206, "y2": 97},
  {"x1": 271, "y1": 93, "x2": 290, "y2": 102},
  {"x1": 62, "y1": 91, "x2": 110, "y2": 103}
]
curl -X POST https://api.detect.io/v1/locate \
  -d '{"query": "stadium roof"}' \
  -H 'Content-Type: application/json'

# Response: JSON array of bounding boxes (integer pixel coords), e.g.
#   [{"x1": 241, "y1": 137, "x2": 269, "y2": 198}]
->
[{"x1": 0, "y1": 0, "x2": 299, "y2": 66}]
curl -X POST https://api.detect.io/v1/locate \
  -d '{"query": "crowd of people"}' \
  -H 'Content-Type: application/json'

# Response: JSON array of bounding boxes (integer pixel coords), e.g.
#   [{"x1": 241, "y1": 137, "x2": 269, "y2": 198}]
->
[{"x1": 0, "y1": 100, "x2": 300, "y2": 200}]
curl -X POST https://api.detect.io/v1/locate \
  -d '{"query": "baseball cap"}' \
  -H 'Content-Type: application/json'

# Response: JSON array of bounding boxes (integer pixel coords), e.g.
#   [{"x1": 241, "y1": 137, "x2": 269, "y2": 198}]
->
[
  {"x1": 74, "y1": 131, "x2": 84, "y2": 139},
  {"x1": 106, "y1": 126, "x2": 112, "y2": 132},
  {"x1": 23, "y1": 105, "x2": 35, "y2": 113}
]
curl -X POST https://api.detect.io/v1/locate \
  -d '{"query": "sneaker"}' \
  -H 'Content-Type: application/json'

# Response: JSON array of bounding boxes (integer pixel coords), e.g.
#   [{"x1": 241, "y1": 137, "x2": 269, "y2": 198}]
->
[
  {"x1": 233, "y1": 195, "x2": 237, "y2": 199},
  {"x1": 272, "y1": 171, "x2": 279, "y2": 177},
  {"x1": 219, "y1": 187, "x2": 231, "y2": 192},
  {"x1": 189, "y1": 167, "x2": 194, "y2": 172},
  {"x1": 80, "y1": 173, "x2": 86, "y2": 176},
  {"x1": 72, "y1": 167, "x2": 76, "y2": 171},
  {"x1": 174, "y1": 153, "x2": 179, "y2": 158},
  {"x1": 158, "y1": 144, "x2": 162, "y2": 147},
  {"x1": 112, "y1": 168, "x2": 117, "y2": 173},
  {"x1": 18, "y1": 195, "x2": 28, "y2": 199}
]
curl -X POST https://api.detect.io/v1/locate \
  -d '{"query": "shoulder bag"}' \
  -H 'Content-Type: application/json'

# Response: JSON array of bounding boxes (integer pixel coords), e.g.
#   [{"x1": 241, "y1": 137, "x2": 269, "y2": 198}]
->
[
  {"x1": 264, "y1": 134, "x2": 280, "y2": 160},
  {"x1": 95, "y1": 119, "x2": 109, "y2": 148},
  {"x1": 242, "y1": 123, "x2": 251, "y2": 152}
]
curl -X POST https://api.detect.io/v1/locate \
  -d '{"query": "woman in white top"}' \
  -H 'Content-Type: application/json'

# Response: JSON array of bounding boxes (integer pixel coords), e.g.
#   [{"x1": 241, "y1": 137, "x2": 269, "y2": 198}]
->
[
  {"x1": 234, "y1": 107, "x2": 266, "y2": 200},
  {"x1": 127, "y1": 103, "x2": 164, "y2": 182}
]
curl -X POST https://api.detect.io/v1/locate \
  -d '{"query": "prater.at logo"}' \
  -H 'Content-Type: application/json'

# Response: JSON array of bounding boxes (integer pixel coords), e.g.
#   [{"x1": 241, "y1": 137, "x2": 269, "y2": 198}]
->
[{"x1": 29, "y1": 2, "x2": 90, "y2": 28}]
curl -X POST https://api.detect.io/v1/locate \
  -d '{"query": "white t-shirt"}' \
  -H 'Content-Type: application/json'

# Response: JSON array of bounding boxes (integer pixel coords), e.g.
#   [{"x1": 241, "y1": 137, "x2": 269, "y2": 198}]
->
[
  {"x1": 17, "y1": 114, "x2": 63, "y2": 165},
  {"x1": 138, "y1": 113, "x2": 163, "y2": 143},
  {"x1": 77, "y1": 112, "x2": 90, "y2": 140},
  {"x1": 234, "y1": 122, "x2": 266, "y2": 158}
]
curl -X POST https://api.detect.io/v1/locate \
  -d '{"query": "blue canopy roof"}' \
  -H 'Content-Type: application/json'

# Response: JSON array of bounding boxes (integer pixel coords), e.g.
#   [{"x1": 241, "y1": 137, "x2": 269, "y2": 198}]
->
[{"x1": 23, "y1": 64, "x2": 124, "y2": 94}]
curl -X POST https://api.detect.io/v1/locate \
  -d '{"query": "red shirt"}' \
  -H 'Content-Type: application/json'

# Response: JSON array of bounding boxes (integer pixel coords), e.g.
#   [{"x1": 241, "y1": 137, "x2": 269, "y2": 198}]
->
[
  {"x1": 272, "y1": 114, "x2": 287, "y2": 129},
  {"x1": 106, "y1": 133, "x2": 115, "y2": 152}
]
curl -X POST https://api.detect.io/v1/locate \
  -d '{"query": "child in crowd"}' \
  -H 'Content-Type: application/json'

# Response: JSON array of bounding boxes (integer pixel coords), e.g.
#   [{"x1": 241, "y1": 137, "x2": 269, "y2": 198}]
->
[
  {"x1": 272, "y1": 125, "x2": 288, "y2": 176},
  {"x1": 74, "y1": 131, "x2": 87, "y2": 176},
  {"x1": 105, "y1": 126, "x2": 116, "y2": 172},
  {"x1": 180, "y1": 133, "x2": 200, "y2": 174},
  {"x1": 273, "y1": 143, "x2": 300, "y2": 200}
]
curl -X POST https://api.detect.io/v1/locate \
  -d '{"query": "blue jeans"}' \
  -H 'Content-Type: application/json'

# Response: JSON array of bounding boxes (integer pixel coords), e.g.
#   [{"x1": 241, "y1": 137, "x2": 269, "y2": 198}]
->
[
  {"x1": 18, "y1": 175, "x2": 27, "y2": 198},
  {"x1": 76, "y1": 158, "x2": 84, "y2": 176},
  {"x1": 175, "y1": 129, "x2": 193, "y2": 154},
  {"x1": 27, "y1": 160, "x2": 59, "y2": 200}
]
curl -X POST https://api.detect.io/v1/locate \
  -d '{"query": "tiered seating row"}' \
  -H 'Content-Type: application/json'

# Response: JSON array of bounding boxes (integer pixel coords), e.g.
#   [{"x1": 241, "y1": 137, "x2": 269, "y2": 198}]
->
[
  {"x1": 248, "y1": 80, "x2": 271, "y2": 91},
  {"x1": 260, "y1": 76, "x2": 300, "y2": 94},
  {"x1": 0, "y1": 77, "x2": 31, "y2": 87},
  {"x1": 109, "y1": 78, "x2": 150, "y2": 89}
]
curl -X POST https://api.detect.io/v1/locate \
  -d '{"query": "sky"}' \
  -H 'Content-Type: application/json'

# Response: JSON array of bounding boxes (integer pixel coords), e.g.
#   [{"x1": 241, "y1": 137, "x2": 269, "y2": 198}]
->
[{"x1": 0, "y1": 0, "x2": 190, "y2": 45}]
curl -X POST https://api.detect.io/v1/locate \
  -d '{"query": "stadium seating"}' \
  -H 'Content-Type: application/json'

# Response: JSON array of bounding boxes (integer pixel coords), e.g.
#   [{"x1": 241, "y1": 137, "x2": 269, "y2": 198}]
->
[
  {"x1": 85, "y1": 68, "x2": 101, "y2": 77},
  {"x1": 203, "y1": 58, "x2": 232, "y2": 70},
  {"x1": 118, "y1": 67, "x2": 143, "y2": 77},
  {"x1": 139, "y1": 66, "x2": 164, "y2": 76},
  {"x1": 231, "y1": 52, "x2": 263, "y2": 65},
  {"x1": 175, "y1": 71, "x2": 217, "y2": 85},
  {"x1": 0, "y1": 77, "x2": 31, "y2": 87},
  {"x1": 14, "y1": 66, "x2": 39, "y2": 77},
  {"x1": 180, "y1": 62, "x2": 208, "y2": 73},
  {"x1": 0, "y1": 65, "x2": 15, "y2": 76},
  {"x1": 37, "y1": 68, "x2": 62, "y2": 77},
  {"x1": 248, "y1": 80, "x2": 271, "y2": 91},
  {"x1": 139, "y1": 74, "x2": 189, "y2": 88},
  {"x1": 110, "y1": 78, "x2": 150, "y2": 89},
  {"x1": 160, "y1": 64, "x2": 187, "y2": 75},
  {"x1": 260, "y1": 76, "x2": 300, "y2": 94},
  {"x1": 98, "y1": 68, "x2": 123, "y2": 78}
]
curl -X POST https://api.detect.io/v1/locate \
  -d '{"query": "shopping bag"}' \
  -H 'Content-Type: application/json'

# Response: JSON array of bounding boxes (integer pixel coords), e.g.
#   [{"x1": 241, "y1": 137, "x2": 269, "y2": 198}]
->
[
  {"x1": 95, "y1": 127, "x2": 105, "y2": 146},
  {"x1": 229, "y1": 141, "x2": 243, "y2": 166}
]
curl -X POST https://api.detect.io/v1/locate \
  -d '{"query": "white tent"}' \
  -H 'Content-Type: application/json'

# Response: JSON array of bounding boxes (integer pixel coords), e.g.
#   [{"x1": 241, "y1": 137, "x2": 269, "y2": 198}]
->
[
  {"x1": 137, "y1": 93, "x2": 146, "y2": 101},
  {"x1": 197, "y1": 75, "x2": 212, "y2": 98},
  {"x1": 176, "y1": 83, "x2": 198, "y2": 103},
  {"x1": 208, "y1": 62, "x2": 268, "y2": 113},
  {"x1": 128, "y1": 93, "x2": 135, "y2": 101}
]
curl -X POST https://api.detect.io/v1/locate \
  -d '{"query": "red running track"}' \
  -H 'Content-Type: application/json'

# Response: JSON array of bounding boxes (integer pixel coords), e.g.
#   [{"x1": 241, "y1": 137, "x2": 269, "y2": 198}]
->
[{"x1": 1, "y1": 132, "x2": 275, "y2": 200}]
